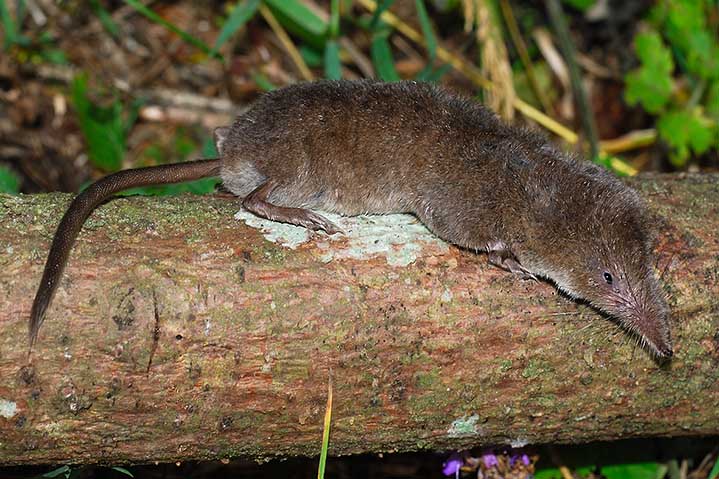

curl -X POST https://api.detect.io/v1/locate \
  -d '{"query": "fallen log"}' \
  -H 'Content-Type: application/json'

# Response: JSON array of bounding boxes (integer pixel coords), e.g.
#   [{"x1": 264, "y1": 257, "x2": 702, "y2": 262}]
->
[{"x1": 0, "y1": 173, "x2": 717, "y2": 466}]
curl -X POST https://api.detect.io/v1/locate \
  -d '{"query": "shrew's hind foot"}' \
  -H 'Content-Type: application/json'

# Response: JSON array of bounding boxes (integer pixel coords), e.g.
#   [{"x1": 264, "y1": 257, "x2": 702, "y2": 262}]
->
[{"x1": 243, "y1": 180, "x2": 342, "y2": 235}]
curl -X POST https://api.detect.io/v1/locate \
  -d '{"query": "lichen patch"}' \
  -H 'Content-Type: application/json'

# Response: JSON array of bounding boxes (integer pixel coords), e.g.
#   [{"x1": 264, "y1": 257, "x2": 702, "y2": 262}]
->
[{"x1": 0, "y1": 398, "x2": 17, "y2": 418}]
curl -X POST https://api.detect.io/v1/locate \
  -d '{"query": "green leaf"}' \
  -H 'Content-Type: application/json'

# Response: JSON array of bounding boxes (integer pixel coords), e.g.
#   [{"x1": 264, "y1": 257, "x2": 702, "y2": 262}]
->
[
  {"x1": 201, "y1": 135, "x2": 219, "y2": 158},
  {"x1": 534, "y1": 467, "x2": 562, "y2": 479},
  {"x1": 90, "y1": 0, "x2": 120, "y2": 38},
  {"x1": 324, "y1": 39, "x2": 342, "y2": 80},
  {"x1": 685, "y1": 30, "x2": 719, "y2": 80},
  {"x1": 300, "y1": 45, "x2": 324, "y2": 67},
  {"x1": 415, "y1": 0, "x2": 436, "y2": 61},
  {"x1": 316, "y1": 378, "x2": 333, "y2": 479},
  {"x1": 0, "y1": 0, "x2": 18, "y2": 47},
  {"x1": 371, "y1": 32, "x2": 400, "y2": 81},
  {"x1": 122, "y1": 0, "x2": 220, "y2": 60},
  {"x1": 213, "y1": 0, "x2": 261, "y2": 53},
  {"x1": 708, "y1": 455, "x2": 719, "y2": 479},
  {"x1": 111, "y1": 466, "x2": 134, "y2": 478},
  {"x1": 657, "y1": 108, "x2": 717, "y2": 166},
  {"x1": 40, "y1": 48, "x2": 68, "y2": 64},
  {"x1": 575, "y1": 465, "x2": 597, "y2": 478},
  {"x1": 41, "y1": 465, "x2": 71, "y2": 478},
  {"x1": 601, "y1": 462, "x2": 662, "y2": 479},
  {"x1": 251, "y1": 71, "x2": 277, "y2": 91},
  {"x1": 708, "y1": 80, "x2": 719, "y2": 121},
  {"x1": 369, "y1": 0, "x2": 396, "y2": 31},
  {"x1": 561, "y1": 0, "x2": 596, "y2": 11},
  {"x1": 71, "y1": 74, "x2": 126, "y2": 172},
  {"x1": 624, "y1": 31, "x2": 674, "y2": 114},
  {"x1": 329, "y1": 0, "x2": 340, "y2": 38},
  {"x1": 263, "y1": 0, "x2": 327, "y2": 46},
  {"x1": 0, "y1": 165, "x2": 20, "y2": 194}
]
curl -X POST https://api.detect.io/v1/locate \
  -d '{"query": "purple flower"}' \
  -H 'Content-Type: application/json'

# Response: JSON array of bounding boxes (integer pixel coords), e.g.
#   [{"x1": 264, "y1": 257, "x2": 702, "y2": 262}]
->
[
  {"x1": 442, "y1": 453, "x2": 463, "y2": 477},
  {"x1": 510, "y1": 453, "x2": 531, "y2": 467},
  {"x1": 482, "y1": 453, "x2": 499, "y2": 468}
]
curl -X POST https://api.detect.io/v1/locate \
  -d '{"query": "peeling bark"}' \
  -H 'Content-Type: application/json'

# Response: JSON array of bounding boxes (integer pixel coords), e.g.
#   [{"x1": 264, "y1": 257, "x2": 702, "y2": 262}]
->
[{"x1": 0, "y1": 174, "x2": 718, "y2": 466}]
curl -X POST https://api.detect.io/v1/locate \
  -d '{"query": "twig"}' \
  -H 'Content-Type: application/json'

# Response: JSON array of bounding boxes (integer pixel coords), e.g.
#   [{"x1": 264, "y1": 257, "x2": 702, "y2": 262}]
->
[
  {"x1": 340, "y1": 37, "x2": 375, "y2": 78},
  {"x1": 499, "y1": 0, "x2": 554, "y2": 116},
  {"x1": 600, "y1": 129, "x2": 657, "y2": 154},
  {"x1": 545, "y1": 0, "x2": 600, "y2": 159},
  {"x1": 258, "y1": 4, "x2": 314, "y2": 81}
]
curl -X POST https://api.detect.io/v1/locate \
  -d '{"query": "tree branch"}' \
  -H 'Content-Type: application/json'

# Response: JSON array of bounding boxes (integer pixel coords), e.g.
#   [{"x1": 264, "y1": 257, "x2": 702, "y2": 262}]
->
[{"x1": 0, "y1": 174, "x2": 717, "y2": 465}]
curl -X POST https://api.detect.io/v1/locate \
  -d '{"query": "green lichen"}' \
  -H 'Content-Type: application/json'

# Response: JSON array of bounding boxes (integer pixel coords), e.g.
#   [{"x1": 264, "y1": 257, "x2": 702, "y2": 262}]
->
[{"x1": 447, "y1": 414, "x2": 481, "y2": 437}]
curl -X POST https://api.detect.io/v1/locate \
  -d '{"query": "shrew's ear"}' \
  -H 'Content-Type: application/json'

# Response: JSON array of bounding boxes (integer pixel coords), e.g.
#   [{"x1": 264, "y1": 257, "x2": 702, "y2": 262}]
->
[{"x1": 214, "y1": 126, "x2": 230, "y2": 155}]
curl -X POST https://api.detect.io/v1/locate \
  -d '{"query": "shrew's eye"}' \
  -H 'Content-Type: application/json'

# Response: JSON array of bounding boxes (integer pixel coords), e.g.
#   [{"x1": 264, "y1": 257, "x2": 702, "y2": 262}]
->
[{"x1": 603, "y1": 272, "x2": 613, "y2": 284}]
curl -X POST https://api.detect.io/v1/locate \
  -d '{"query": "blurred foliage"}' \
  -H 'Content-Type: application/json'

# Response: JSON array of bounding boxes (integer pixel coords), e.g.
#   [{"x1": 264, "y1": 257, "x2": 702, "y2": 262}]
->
[
  {"x1": 625, "y1": 0, "x2": 719, "y2": 167},
  {"x1": 0, "y1": 0, "x2": 66, "y2": 63},
  {"x1": 536, "y1": 461, "x2": 669, "y2": 479},
  {"x1": 119, "y1": 134, "x2": 220, "y2": 196},
  {"x1": 71, "y1": 74, "x2": 138, "y2": 173},
  {"x1": 0, "y1": 165, "x2": 21, "y2": 194}
]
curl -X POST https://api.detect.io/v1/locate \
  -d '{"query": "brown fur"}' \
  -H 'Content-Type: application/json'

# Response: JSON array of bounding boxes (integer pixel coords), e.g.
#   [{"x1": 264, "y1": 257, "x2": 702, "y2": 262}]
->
[{"x1": 30, "y1": 80, "x2": 672, "y2": 357}]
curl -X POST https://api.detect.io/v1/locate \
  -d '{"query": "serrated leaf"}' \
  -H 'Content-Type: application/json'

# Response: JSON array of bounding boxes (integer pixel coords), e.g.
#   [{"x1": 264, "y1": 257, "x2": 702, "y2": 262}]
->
[
  {"x1": 601, "y1": 462, "x2": 661, "y2": 479},
  {"x1": 657, "y1": 109, "x2": 717, "y2": 167},
  {"x1": 685, "y1": 30, "x2": 719, "y2": 80},
  {"x1": 624, "y1": 31, "x2": 674, "y2": 113},
  {"x1": 213, "y1": 0, "x2": 261, "y2": 53}
]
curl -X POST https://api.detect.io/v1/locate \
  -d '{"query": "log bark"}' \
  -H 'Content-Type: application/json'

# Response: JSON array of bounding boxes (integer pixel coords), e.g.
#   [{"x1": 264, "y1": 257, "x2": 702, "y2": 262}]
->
[{"x1": 0, "y1": 174, "x2": 717, "y2": 466}]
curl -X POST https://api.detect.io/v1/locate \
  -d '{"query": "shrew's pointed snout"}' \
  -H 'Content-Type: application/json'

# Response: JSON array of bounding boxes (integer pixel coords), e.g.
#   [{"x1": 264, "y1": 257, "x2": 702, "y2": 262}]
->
[{"x1": 644, "y1": 322, "x2": 673, "y2": 359}]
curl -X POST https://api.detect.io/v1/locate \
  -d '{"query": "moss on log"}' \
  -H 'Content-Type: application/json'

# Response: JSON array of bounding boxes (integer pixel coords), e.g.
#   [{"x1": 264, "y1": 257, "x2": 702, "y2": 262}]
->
[{"x1": 0, "y1": 174, "x2": 718, "y2": 466}]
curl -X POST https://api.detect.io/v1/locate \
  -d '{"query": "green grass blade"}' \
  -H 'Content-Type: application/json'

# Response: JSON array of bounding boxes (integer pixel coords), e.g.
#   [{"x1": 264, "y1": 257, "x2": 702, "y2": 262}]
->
[
  {"x1": 111, "y1": 467, "x2": 134, "y2": 478},
  {"x1": 708, "y1": 455, "x2": 719, "y2": 479},
  {"x1": 371, "y1": 32, "x2": 400, "y2": 81},
  {"x1": 317, "y1": 376, "x2": 333, "y2": 479},
  {"x1": 40, "y1": 465, "x2": 71, "y2": 478},
  {"x1": 251, "y1": 71, "x2": 277, "y2": 91},
  {"x1": 369, "y1": 0, "x2": 396, "y2": 31},
  {"x1": 324, "y1": 39, "x2": 342, "y2": 79},
  {"x1": 0, "y1": 0, "x2": 18, "y2": 47},
  {"x1": 0, "y1": 165, "x2": 20, "y2": 194},
  {"x1": 329, "y1": 0, "x2": 340, "y2": 38},
  {"x1": 263, "y1": 0, "x2": 327, "y2": 38},
  {"x1": 122, "y1": 0, "x2": 220, "y2": 60},
  {"x1": 90, "y1": 0, "x2": 120, "y2": 38},
  {"x1": 213, "y1": 0, "x2": 261, "y2": 52},
  {"x1": 415, "y1": 0, "x2": 436, "y2": 60}
]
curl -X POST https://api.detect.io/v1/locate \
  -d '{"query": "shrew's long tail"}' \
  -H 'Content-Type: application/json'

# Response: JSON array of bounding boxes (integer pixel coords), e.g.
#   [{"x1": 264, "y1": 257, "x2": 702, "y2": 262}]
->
[{"x1": 29, "y1": 158, "x2": 222, "y2": 347}]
